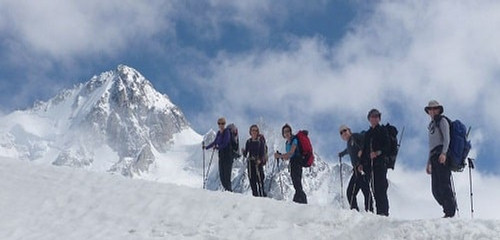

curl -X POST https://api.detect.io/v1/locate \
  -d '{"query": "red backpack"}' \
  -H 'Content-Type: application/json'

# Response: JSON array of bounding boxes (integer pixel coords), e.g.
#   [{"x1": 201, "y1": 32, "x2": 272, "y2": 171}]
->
[{"x1": 294, "y1": 130, "x2": 314, "y2": 167}]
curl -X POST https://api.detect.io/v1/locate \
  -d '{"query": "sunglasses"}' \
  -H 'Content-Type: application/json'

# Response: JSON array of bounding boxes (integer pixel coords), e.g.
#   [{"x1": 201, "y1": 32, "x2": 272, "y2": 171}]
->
[
  {"x1": 251, "y1": 129, "x2": 258, "y2": 132},
  {"x1": 218, "y1": 122, "x2": 226, "y2": 125},
  {"x1": 428, "y1": 107, "x2": 440, "y2": 110},
  {"x1": 340, "y1": 129, "x2": 348, "y2": 135}
]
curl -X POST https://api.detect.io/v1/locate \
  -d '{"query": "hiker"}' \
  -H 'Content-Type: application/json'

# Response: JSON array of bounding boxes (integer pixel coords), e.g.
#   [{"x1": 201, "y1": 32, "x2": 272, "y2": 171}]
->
[
  {"x1": 338, "y1": 125, "x2": 373, "y2": 212},
  {"x1": 362, "y1": 109, "x2": 390, "y2": 216},
  {"x1": 274, "y1": 124, "x2": 307, "y2": 204},
  {"x1": 425, "y1": 100, "x2": 457, "y2": 218},
  {"x1": 204, "y1": 117, "x2": 233, "y2": 192},
  {"x1": 242, "y1": 124, "x2": 266, "y2": 197}
]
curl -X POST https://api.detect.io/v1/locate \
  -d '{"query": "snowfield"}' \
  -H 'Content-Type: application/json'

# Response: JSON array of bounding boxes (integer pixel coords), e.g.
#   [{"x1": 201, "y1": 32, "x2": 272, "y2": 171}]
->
[{"x1": 1, "y1": 157, "x2": 499, "y2": 240}]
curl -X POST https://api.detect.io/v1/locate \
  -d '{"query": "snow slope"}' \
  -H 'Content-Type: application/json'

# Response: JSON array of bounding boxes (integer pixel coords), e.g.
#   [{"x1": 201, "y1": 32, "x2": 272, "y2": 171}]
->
[{"x1": 1, "y1": 157, "x2": 498, "y2": 240}]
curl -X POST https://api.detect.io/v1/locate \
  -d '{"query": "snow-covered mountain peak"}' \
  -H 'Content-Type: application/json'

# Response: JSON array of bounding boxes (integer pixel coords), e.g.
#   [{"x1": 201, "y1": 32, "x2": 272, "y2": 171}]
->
[{"x1": 0, "y1": 65, "x2": 199, "y2": 177}]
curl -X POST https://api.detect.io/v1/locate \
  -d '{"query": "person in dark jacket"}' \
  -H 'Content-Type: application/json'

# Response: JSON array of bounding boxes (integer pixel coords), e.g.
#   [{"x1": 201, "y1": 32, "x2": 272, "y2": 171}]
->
[
  {"x1": 274, "y1": 124, "x2": 307, "y2": 204},
  {"x1": 425, "y1": 100, "x2": 457, "y2": 218},
  {"x1": 339, "y1": 125, "x2": 373, "y2": 212},
  {"x1": 362, "y1": 109, "x2": 390, "y2": 216},
  {"x1": 242, "y1": 124, "x2": 266, "y2": 197},
  {"x1": 204, "y1": 117, "x2": 233, "y2": 192}
]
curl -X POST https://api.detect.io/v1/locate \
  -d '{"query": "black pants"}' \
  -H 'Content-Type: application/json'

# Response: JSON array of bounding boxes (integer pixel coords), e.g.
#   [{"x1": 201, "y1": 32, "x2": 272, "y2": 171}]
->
[
  {"x1": 430, "y1": 146, "x2": 456, "y2": 217},
  {"x1": 291, "y1": 157, "x2": 307, "y2": 204},
  {"x1": 248, "y1": 159, "x2": 266, "y2": 197},
  {"x1": 347, "y1": 171, "x2": 373, "y2": 212},
  {"x1": 218, "y1": 149, "x2": 233, "y2": 192},
  {"x1": 371, "y1": 159, "x2": 389, "y2": 216}
]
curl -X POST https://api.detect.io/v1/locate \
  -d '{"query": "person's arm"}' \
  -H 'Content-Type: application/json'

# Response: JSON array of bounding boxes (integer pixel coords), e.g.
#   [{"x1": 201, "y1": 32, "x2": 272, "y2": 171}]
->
[
  {"x1": 205, "y1": 132, "x2": 219, "y2": 149},
  {"x1": 440, "y1": 118, "x2": 451, "y2": 154},
  {"x1": 339, "y1": 148, "x2": 348, "y2": 158},
  {"x1": 242, "y1": 139, "x2": 250, "y2": 157},
  {"x1": 259, "y1": 139, "x2": 265, "y2": 161},
  {"x1": 282, "y1": 138, "x2": 297, "y2": 160}
]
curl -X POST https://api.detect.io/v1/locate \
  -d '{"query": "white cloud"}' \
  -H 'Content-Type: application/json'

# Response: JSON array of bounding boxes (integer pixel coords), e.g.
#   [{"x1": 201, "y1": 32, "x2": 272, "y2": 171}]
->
[
  {"x1": 196, "y1": 0, "x2": 500, "y2": 169},
  {"x1": 0, "y1": 0, "x2": 175, "y2": 60}
]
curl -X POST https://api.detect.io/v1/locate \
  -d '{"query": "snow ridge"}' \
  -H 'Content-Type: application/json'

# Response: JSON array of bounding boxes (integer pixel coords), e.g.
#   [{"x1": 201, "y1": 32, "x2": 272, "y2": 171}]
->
[{"x1": 1, "y1": 157, "x2": 499, "y2": 240}]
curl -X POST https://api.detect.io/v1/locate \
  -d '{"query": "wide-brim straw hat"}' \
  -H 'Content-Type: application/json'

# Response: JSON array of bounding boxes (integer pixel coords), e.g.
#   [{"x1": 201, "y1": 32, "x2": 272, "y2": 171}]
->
[{"x1": 424, "y1": 100, "x2": 444, "y2": 114}]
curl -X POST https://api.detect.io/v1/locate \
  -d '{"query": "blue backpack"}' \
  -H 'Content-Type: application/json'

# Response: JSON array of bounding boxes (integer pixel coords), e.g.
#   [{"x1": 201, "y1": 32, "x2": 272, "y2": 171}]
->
[{"x1": 439, "y1": 116, "x2": 471, "y2": 172}]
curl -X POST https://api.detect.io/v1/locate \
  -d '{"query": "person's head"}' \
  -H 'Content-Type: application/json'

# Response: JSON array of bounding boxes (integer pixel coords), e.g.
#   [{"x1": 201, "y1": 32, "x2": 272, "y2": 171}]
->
[
  {"x1": 217, "y1": 117, "x2": 226, "y2": 130},
  {"x1": 249, "y1": 124, "x2": 259, "y2": 139},
  {"x1": 424, "y1": 100, "x2": 444, "y2": 118},
  {"x1": 367, "y1": 109, "x2": 381, "y2": 127},
  {"x1": 339, "y1": 124, "x2": 351, "y2": 141},
  {"x1": 282, "y1": 123, "x2": 292, "y2": 140}
]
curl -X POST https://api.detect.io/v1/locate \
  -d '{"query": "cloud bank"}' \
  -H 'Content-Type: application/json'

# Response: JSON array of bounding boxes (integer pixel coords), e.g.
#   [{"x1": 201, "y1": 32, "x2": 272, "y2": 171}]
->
[{"x1": 195, "y1": 0, "x2": 500, "y2": 172}]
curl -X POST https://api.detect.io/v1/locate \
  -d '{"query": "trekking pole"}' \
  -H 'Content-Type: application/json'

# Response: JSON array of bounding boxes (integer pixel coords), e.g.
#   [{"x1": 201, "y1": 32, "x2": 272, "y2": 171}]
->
[
  {"x1": 450, "y1": 173, "x2": 460, "y2": 217},
  {"x1": 203, "y1": 148, "x2": 216, "y2": 189},
  {"x1": 256, "y1": 162, "x2": 264, "y2": 197},
  {"x1": 276, "y1": 151, "x2": 284, "y2": 198},
  {"x1": 247, "y1": 157, "x2": 251, "y2": 181},
  {"x1": 202, "y1": 141, "x2": 205, "y2": 189},
  {"x1": 369, "y1": 158, "x2": 376, "y2": 213},
  {"x1": 339, "y1": 156, "x2": 344, "y2": 208},
  {"x1": 243, "y1": 156, "x2": 250, "y2": 192},
  {"x1": 268, "y1": 155, "x2": 277, "y2": 193},
  {"x1": 369, "y1": 140, "x2": 376, "y2": 214},
  {"x1": 468, "y1": 157, "x2": 475, "y2": 219},
  {"x1": 398, "y1": 127, "x2": 405, "y2": 148},
  {"x1": 349, "y1": 171, "x2": 357, "y2": 210}
]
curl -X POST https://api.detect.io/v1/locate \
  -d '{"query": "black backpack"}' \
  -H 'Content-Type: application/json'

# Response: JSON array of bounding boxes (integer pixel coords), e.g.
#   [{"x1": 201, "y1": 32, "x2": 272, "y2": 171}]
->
[
  {"x1": 384, "y1": 123, "x2": 399, "y2": 169},
  {"x1": 226, "y1": 123, "x2": 240, "y2": 159}
]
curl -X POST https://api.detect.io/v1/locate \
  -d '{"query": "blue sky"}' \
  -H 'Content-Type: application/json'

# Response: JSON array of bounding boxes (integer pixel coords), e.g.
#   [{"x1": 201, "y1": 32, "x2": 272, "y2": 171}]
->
[{"x1": 1, "y1": 0, "x2": 499, "y2": 174}]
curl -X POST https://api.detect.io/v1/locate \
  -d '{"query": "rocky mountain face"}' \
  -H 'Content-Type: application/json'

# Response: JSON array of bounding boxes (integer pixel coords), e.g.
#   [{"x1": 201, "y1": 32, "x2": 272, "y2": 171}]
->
[{"x1": 0, "y1": 65, "x2": 193, "y2": 177}]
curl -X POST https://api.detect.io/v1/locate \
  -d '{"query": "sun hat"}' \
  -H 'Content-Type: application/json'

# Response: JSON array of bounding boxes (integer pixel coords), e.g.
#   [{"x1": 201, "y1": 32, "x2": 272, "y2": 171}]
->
[{"x1": 424, "y1": 100, "x2": 444, "y2": 114}]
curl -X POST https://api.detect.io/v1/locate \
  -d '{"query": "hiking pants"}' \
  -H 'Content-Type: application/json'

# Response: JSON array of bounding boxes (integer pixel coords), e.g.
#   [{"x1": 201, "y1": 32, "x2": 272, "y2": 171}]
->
[
  {"x1": 218, "y1": 148, "x2": 233, "y2": 192},
  {"x1": 347, "y1": 171, "x2": 373, "y2": 212},
  {"x1": 372, "y1": 159, "x2": 389, "y2": 216},
  {"x1": 291, "y1": 157, "x2": 307, "y2": 204},
  {"x1": 430, "y1": 146, "x2": 456, "y2": 217},
  {"x1": 248, "y1": 159, "x2": 266, "y2": 197}
]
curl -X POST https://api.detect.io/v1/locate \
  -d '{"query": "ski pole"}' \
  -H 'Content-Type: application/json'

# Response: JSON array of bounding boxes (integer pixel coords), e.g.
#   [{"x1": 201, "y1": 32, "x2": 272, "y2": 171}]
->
[
  {"x1": 204, "y1": 148, "x2": 216, "y2": 189},
  {"x1": 339, "y1": 156, "x2": 344, "y2": 207},
  {"x1": 468, "y1": 157, "x2": 475, "y2": 219},
  {"x1": 202, "y1": 141, "x2": 205, "y2": 189}
]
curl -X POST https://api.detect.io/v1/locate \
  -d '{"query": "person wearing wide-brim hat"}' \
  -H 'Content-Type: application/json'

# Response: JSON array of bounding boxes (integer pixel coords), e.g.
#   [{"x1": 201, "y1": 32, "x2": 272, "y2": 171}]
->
[
  {"x1": 425, "y1": 100, "x2": 457, "y2": 218},
  {"x1": 424, "y1": 100, "x2": 444, "y2": 115}
]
